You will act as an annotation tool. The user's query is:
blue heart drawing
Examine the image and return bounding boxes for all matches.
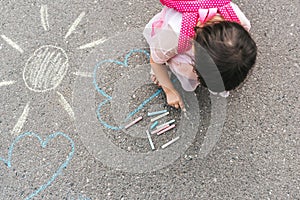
[0,132,75,200]
[93,49,163,130]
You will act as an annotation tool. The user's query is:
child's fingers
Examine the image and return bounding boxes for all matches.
[167,100,178,109]
[178,99,185,110]
[168,100,184,110]
[166,91,185,110]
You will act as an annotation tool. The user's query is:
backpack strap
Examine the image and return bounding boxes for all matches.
[159,0,240,53]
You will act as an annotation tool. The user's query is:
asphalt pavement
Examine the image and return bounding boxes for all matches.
[0,0,299,199]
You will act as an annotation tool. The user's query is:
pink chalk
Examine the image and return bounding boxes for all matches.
[124,116,143,129]
[157,124,176,135]
[151,124,169,135]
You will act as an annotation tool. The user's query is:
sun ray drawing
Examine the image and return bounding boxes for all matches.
[72,71,93,78]
[0,80,16,87]
[11,102,30,136]
[77,37,107,50]
[1,4,108,131]
[40,5,50,31]
[1,35,24,54]
[57,91,75,121]
[65,12,86,40]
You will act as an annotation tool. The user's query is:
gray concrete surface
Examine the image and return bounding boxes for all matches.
[0,0,299,199]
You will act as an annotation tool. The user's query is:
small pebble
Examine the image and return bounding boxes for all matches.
[184,155,193,160]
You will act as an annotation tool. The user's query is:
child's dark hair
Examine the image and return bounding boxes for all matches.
[194,21,257,92]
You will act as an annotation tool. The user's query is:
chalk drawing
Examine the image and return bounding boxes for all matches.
[77,37,107,50]
[11,102,30,136]
[23,45,69,92]
[0,4,95,199]
[76,44,201,173]
[65,12,86,40]
[57,91,76,121]
[0,131,75,200]
[1,35,24,54]
[72,71,93,78]
[93,49,163,130]
[0,80,16,87]
[66,191,92,200]
[76,194,92,200]
[40,5,50,31]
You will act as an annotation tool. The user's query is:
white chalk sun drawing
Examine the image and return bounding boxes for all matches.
[0,5,107,136]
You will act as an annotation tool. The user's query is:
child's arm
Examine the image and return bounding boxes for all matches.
[150,56,185,110]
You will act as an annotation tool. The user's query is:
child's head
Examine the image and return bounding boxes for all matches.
[193,21,257,92]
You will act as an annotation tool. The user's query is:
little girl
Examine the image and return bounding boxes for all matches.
[143,0,257,109]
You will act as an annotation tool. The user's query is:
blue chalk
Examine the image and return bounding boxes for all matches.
[150,121,159,130]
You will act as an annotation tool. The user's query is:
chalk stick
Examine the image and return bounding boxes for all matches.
[157,124,176,135]
[146,130,155,150]
[124,116,143,129]
[150,112,169,122]
[161,136,180,149]
[151,124,169,135]
[147,109,168,117]
[156,119,175,130]
[150,121,159,130]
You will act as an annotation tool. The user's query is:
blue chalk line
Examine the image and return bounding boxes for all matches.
[125,88,162,121]
[93,49,163,130]
[0,132,75,200]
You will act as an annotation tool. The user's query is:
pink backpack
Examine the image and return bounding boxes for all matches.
[159,0,240,53]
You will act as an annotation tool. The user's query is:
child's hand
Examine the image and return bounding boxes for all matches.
[150,56,185,111]
[164,88,185,110]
